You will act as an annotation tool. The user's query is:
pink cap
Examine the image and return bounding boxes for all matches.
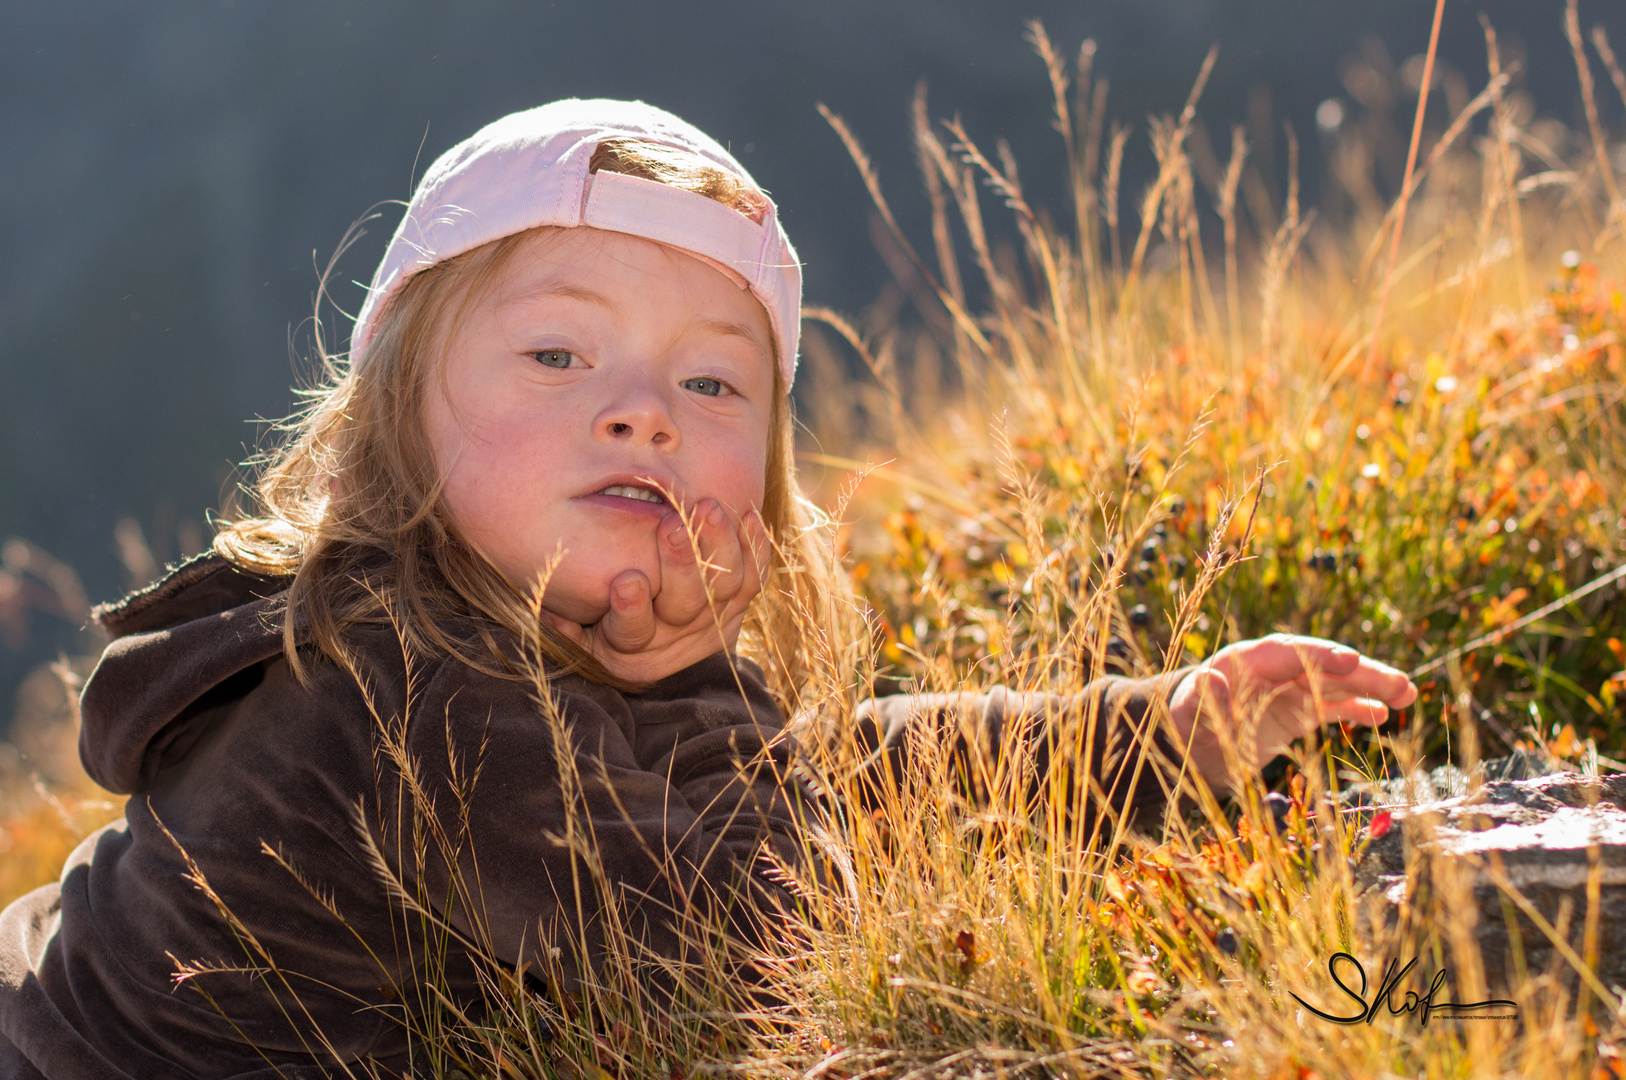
[351,99,801,387]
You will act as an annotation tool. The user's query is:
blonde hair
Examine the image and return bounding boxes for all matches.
[215,141,850,707]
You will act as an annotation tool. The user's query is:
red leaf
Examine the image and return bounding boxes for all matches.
[1369,810,1393,839]
[955,929,977,968]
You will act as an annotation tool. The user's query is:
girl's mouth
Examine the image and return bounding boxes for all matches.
[592,484,669,507]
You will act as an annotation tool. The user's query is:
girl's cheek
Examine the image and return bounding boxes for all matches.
[721,453,769,511]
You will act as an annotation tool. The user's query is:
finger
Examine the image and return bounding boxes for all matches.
[1297,656,1417,709]
[651,507,712,626]
[1217,634,1362,686]
[1248,689,1391,766]
[1320,697,1393,727]
[738,509,771,601]
[539,607,587,645]
[1251,689,1339,750]
[693,499,746,603]
[1259,690,1394,733]
[713,506,771,615]
[709,510,770,654]
[596,569,657,653]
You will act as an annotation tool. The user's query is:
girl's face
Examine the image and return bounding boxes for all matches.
[424,226,775,626]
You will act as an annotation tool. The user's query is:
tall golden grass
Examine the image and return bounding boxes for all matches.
[758,8,1626,1077]
[8,6,1626,1076]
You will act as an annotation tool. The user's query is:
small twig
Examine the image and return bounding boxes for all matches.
[1570,0,1623,223]
[1410,562,1626,678]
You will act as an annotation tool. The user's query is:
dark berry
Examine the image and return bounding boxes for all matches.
[1264,792,1292,832]
[1216,928,1238,955]
[1106,635,1131,659]
[1129,604,1150,627]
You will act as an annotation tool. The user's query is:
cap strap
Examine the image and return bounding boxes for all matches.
[582,170,769,283]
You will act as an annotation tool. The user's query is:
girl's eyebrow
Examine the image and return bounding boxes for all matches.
[695,316,769,353]
[506,280,768,357]
[503,281,615,310]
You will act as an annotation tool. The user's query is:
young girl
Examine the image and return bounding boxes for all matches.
[0,99,1415,1077]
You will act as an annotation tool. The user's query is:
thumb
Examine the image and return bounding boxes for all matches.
[596,570,657,653]
[1191,667,1233,726]
[1173,665,1232,738]
[1177,666,1249,793]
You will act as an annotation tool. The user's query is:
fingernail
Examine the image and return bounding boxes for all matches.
[707,502,725,526]
[614,581,642,603]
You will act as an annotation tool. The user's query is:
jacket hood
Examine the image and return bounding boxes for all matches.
[79,554,291,794]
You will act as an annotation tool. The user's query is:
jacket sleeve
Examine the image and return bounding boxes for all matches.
[846,670,1196,838]
[389,652,808,991]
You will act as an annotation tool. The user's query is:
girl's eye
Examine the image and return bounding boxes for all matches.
[531,349,578,369]
[681,376,727,397]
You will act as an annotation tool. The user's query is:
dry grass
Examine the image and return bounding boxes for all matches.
[761,9,1626,1077]
[0,543,123,909]
[9,9,1626,1077]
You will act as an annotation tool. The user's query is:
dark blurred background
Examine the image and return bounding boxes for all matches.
[4,0,1625,710]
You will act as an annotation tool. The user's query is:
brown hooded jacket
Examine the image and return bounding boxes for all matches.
[0,554,1187,1077]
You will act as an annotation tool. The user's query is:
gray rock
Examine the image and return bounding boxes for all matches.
[1340,748,1567,808]
[1351,768,1626,996]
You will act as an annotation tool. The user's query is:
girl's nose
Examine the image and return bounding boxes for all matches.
[595,384,680,450]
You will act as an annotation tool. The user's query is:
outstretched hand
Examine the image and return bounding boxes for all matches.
[542,500,770,685]
[1168,633,1417,793]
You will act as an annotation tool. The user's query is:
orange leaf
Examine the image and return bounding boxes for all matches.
[1104,868,1131,906]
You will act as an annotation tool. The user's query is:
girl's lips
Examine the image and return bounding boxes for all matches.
[576,475,681,518]
[576,491,674,518]
[593,483,668,506]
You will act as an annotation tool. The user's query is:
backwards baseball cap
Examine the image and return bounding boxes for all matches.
[351,98,802,387]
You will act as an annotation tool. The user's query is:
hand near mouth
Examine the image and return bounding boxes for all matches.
[541,498,771,684]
